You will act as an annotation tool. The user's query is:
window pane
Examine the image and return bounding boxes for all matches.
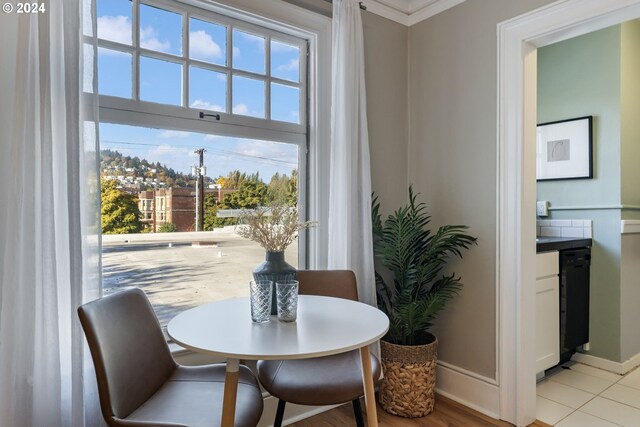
[232,29,265,74]
[189,67,226,112]
[139,4,182,56]
[189,18,226,66]
[270,83,300,124]
[97,0,132,45]
[98,48,132,98]
[271,40,300,82]
[232,75,265,118]
[140,56,182,106]
[99,123,299,325]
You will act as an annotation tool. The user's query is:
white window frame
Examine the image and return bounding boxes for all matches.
[94,0,307,140]
[90,0,332,270]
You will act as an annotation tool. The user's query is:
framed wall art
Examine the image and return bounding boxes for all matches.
[536,116,593,181]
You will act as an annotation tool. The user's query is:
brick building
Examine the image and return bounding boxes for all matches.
[138,187,234,232]
[138,188,195,232]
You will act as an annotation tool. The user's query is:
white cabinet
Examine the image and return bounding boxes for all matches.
[536,251,559,374]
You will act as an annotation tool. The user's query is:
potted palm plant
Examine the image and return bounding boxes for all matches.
[372,187,477,418]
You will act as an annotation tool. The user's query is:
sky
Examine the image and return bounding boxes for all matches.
[94,0,301,179]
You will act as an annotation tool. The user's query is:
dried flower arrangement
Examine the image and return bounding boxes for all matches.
[236,206,317,252]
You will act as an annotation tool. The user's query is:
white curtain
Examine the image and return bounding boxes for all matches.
[0,0,102,425]
[328,0,376,307]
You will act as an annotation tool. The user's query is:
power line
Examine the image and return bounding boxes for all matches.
[100,139,297,167]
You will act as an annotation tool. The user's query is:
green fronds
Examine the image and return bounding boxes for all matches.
[372,186,477,346]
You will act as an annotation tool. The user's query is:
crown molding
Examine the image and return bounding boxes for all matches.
[362,0,466,26]
[361,0,410,25]
[408,0,466,25]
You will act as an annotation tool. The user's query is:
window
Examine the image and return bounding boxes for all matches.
[90,0,310,326]
[91,0,306,129]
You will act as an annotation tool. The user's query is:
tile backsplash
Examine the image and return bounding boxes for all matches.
[537,219,592,238]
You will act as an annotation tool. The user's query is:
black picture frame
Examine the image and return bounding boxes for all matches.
[536,116,593,181]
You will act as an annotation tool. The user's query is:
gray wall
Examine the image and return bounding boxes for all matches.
[362,12,409,217]
[537,26,623,361]
[407,0,555,379]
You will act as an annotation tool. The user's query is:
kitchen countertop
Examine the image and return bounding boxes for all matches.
[536,237,592,253]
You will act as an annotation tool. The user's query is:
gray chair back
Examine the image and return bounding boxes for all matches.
[296,270,359,301]
[78,288,177,423]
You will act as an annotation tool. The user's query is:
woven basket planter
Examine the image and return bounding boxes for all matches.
[379,333,438,418]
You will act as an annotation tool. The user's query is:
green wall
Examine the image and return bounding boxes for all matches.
[537,26,621,207]
[537,22,640,362]
[620,21,640,217]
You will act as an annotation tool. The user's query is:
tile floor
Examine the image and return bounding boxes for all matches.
[536,362,640,426]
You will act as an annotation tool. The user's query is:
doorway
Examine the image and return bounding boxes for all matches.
[497,1,640,425]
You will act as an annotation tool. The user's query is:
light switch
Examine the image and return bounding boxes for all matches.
[536,201,549,217]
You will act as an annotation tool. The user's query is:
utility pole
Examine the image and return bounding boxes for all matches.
[193,148,206,232]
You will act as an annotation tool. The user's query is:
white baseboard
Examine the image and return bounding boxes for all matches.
[435,361,500,419]
[572,351,640,375]
[174,349,502,424]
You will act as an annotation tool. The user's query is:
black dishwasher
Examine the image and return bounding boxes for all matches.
[559,247,591,363]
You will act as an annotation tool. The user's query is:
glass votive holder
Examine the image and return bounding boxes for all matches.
[249,280,273,323]
[276,280,299,322]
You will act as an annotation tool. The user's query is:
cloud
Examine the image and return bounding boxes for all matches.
[276,58,299,73]
[233,103,249,115]
[97,15,131,45]
[148,144,193,158]
[159,130,191,139]
[190,99,224,112]
[235,31,265,51]
[236,139,298,165]
[189,30,222,60]
[232,46,241,59]
[204,134,223,141]
[140,26,171,53]
[97,16,171,54]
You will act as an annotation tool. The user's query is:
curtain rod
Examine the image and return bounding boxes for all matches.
[323,0,367,11]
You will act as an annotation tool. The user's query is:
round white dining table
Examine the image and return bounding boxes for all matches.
[167,295,389,427]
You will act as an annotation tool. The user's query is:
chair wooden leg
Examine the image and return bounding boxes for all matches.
[352,398,365,427]
[274,399,287,427]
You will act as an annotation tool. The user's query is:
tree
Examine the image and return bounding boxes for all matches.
[223,180,267,209]
[158,223,178,232]
[203,195,233,230]
[203,171,268,229]
[101,179,143,234]
[267,170,297,206]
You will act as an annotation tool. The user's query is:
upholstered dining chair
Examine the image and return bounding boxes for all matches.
[78,287,264,427]
[257,270,381,427]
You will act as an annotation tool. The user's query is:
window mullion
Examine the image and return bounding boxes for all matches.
[133,0,140,101]
[187,58,229,75]
[266,35,271,120]
[270,76,303,88]
[183,11,189,108]
[227,23,233,114]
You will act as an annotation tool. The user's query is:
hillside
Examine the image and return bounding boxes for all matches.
[100,149,204,190]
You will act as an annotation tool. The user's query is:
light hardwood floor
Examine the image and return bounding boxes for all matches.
[288,395,551,427]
